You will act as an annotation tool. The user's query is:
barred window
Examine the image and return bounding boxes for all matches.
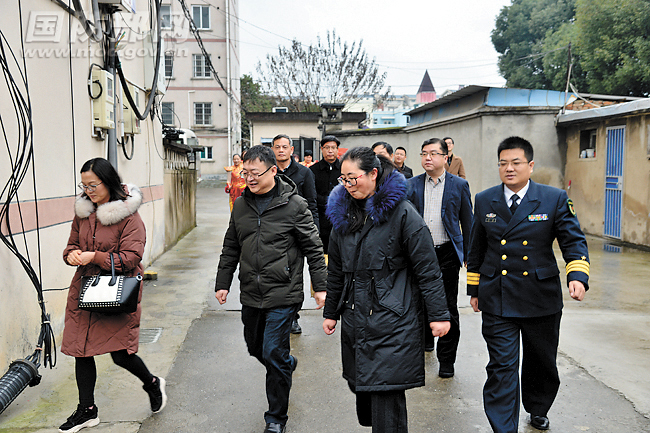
[192,54,210,78]
[194,102,212,125]
[161,102,174,126]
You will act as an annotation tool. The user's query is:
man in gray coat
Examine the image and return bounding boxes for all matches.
[215,145,327,433]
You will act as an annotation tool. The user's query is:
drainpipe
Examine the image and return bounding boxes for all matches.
[225,0,232,164]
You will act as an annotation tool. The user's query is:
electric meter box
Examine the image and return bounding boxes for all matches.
[143,33,166,96]
[91,68,115,130]
[123,83,142,135]
[97,0,135,13]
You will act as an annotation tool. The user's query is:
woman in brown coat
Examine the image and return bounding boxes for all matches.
[59,158,166,433]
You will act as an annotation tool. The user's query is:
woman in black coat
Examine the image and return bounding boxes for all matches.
[322,147,451,433]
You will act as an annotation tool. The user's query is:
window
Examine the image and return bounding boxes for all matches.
[161,102,174,126]
[200,146,213,160]
[160,5,172,29]
[579,129,597,159]
[192,5,210,30]
[194,102,212,125]
[192,54,211,78]
[164,53,173,78]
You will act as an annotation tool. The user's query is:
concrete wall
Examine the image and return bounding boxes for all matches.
[564,114,650,247]
[336,108,565,197]
[164,168,197,248]
[0,1,187,371]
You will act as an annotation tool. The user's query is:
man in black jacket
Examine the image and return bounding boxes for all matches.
[394,146,413,179]
[272,134,320,334]
[310,135,341,254]
[216,145,327,433]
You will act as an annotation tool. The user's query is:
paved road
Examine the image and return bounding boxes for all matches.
[2,186,649,433]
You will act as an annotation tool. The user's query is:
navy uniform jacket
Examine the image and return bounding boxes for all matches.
[407,171,473,264]
[466,180,589,318]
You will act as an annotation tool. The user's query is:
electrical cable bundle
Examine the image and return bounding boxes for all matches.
[0,6,56,376]
[115,0,162,121]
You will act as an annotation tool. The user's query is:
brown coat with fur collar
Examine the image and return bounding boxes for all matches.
[61,184,146,357]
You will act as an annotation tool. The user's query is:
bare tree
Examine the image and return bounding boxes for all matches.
[256,30,388,112]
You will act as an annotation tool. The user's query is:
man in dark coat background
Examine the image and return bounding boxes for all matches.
[407,137,473,378]
[272,133,320,334]
[215,145,327,433]
[310,135,341,254]
[467,136,589,433]
[394,146,413,179]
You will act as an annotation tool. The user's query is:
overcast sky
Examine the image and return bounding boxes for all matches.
[237,0,512,97]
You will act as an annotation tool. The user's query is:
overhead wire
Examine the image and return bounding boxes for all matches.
[0,0,55,370]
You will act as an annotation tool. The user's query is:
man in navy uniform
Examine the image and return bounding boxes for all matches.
[407,138,473,378]
[467,136,589,433]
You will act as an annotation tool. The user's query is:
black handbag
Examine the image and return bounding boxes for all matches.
[79,253,142,314]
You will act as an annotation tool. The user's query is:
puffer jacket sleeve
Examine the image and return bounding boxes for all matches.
[323,231,343,320]
[293,196,327,291]
[215,210,241,292]
[401,206,450,322]
[63,216,81,265]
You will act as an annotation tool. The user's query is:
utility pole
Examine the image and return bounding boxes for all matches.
[107,24,118,170]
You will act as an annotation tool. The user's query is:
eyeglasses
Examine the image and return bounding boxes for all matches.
[322,145,338,151]
[420,151,446,158]
[240,165,274,180]
[498,160,529,168]
[337,174,364,186]
[78,182,103,192]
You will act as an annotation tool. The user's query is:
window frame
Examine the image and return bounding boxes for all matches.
[161,102,175,126]
[164,53,174,78]
[200,146,214,160]
[192,54,211,78]
[191,5,211,30]
[160,4,172,29]
[194,102,212,126]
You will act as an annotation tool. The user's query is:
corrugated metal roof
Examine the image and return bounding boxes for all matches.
[556,98,650,125]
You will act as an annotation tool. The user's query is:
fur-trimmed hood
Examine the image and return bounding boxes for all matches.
[74,183,143,226]
[326,170,407,233]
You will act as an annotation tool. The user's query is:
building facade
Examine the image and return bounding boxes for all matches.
[0,1,198,372]
[558,99,650,247]
[160,0,241,178]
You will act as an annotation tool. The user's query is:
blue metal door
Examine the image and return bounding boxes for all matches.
[604,126,625,238]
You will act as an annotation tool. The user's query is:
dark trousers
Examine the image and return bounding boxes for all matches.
[241,303,301,425]
[351,385,408,433]
[75,350,154,407]
[481,311,562,433]
[423,241,461,363]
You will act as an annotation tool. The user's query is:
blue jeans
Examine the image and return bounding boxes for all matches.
[241,303,301,424]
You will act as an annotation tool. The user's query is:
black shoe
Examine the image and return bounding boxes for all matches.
[530,415,550,430]
[263,422,286,433]
[59,404,99,432]
[291,318,302,334]
[424,345,435,352]
[143,376,167,413]
[290,355,298,372]
[438,362,455,378]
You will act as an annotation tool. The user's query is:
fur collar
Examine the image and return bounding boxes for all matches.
[74,183,142,226]
[326,170,407,233]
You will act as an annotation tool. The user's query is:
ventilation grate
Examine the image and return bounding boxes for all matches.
[140,328,163,344]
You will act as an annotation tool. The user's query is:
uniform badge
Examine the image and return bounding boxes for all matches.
[527,214,548,221]
[485,213,497,223]
[567,199,576,216]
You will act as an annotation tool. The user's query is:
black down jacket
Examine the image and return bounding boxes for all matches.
[324,170,450,392]
[215,175,327,308]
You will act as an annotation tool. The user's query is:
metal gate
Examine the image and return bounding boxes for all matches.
[604,126,625,238]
